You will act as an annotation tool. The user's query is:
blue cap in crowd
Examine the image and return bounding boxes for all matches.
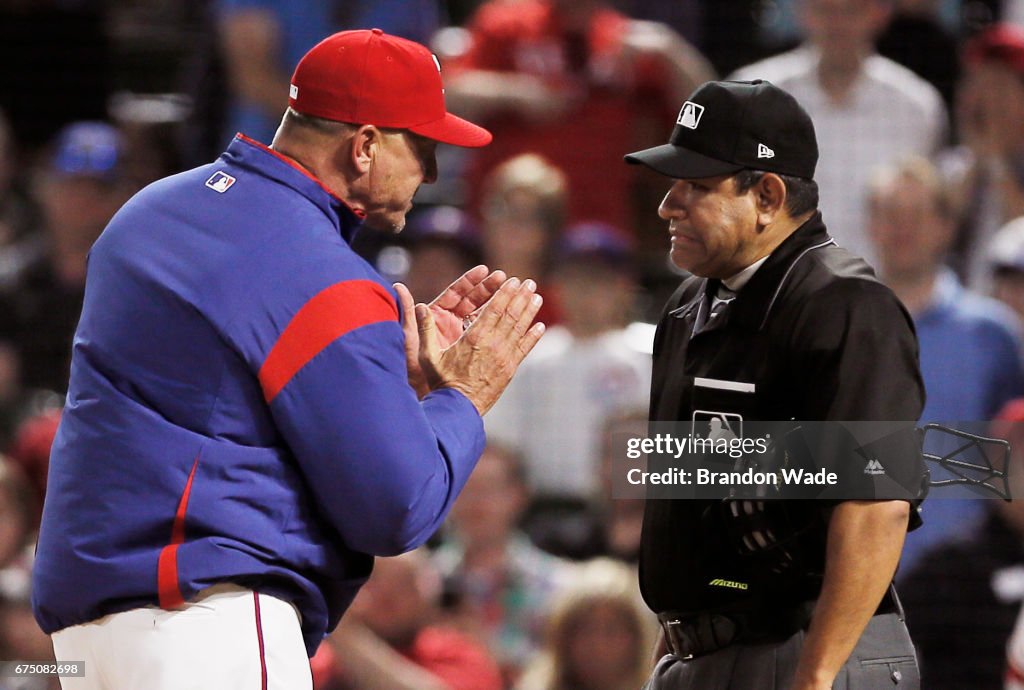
[403,206,481,257]
[50,121,123,180]
[555,222,635,272]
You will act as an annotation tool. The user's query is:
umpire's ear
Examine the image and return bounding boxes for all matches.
[752,172,787,228]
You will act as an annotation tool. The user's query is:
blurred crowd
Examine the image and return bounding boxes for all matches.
[6,0,1024,688]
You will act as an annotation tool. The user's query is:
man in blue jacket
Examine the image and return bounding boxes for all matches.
[32,29,545,690]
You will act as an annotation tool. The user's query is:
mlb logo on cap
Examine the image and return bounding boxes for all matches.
[205,171,236,193]
[677,101,704,129]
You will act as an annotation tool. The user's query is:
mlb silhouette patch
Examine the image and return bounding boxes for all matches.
[692,410,744,440]
[677,101,705,129]
[205,171,236,193]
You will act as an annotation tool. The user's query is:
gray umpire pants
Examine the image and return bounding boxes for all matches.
[643,613,919,690]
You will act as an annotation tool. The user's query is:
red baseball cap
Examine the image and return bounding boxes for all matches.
[992,398,1024,440]
[964,23,1024,76]
[289,29,492,148]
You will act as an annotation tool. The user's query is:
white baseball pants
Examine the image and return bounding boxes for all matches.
[51,584,313,690]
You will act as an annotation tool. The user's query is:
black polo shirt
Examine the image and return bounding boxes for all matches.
[640,212,925,615]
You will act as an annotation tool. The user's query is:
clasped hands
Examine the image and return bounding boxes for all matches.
[394,265,545,415]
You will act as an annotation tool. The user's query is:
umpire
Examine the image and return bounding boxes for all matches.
[624,80,924,689]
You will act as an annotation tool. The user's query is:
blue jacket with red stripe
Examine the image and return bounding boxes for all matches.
[32,135,485,655]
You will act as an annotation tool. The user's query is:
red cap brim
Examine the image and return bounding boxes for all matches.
[409,112,492,148]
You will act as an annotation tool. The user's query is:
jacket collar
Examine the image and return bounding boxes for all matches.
[223,134,365,243]
[731,211,834,331]
[673,212,835,333]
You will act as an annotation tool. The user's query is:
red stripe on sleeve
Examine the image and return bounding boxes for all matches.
[258,280,398,403]
[158,456,200,610]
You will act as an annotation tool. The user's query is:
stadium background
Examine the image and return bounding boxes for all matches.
[0,1,1022,689]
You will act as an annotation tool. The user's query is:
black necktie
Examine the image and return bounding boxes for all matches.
[695,284,736,335]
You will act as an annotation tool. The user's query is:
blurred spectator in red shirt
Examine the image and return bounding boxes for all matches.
[5,405,60,518]
[316,549,503,690]
[446,0,713,235]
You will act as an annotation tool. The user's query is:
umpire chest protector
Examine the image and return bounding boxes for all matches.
[640,212,925,617]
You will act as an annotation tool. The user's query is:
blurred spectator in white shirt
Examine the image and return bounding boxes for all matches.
[485,223,652,501]
[731,0,947,269]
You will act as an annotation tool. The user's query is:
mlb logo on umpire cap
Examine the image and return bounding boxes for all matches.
[677,101,704,129]
[205,171,236,193]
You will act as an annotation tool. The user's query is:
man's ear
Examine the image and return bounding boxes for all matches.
[348,124,382,175]
[754,173,787,227]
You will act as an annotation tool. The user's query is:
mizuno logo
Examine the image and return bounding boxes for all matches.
[757,143,775,159]
[677,101,704,129]
[708,578,748,590]
[864,459,885,475]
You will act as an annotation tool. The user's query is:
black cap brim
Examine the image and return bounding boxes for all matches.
[624,143,744,179]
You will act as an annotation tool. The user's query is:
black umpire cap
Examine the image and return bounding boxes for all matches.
[625,80,818,180]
